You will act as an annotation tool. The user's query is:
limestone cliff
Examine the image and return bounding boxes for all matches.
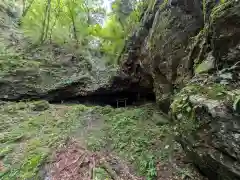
[119,0,240,179]
[119,0,204,108]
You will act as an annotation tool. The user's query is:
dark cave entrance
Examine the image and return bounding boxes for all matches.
[51,90,156,108]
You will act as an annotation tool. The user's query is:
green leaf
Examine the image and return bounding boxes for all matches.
[233,96,240,112]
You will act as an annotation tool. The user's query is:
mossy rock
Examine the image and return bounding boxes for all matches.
[195,55,215,74]
[30,100,50,111]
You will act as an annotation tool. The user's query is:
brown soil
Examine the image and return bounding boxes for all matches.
[45,140,143,180]
[44,139,207,180]
[0,161,5,172]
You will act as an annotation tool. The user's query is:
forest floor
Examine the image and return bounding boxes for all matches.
[0,101,206,180]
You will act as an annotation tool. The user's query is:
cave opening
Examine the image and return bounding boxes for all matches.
[51,90,156,108]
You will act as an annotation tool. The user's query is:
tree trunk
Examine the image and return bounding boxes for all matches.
[22,0,35,17]
[40,0,51,43]
[67,1,78,43]
[43,0,52,42]
[49,0,61,42]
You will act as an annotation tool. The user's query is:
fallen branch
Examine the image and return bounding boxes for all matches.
[218,61,240,74]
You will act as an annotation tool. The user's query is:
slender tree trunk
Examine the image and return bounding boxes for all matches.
[22,0,35,17]
[40,4,48,43]
[49,18,56,42]
[22,0,26,14]
[71,13,78,42]
[40,0,51,43]
[43,0,52,42]
[49,0,61,42]
[82,1,90,46]
[67,1,78,43]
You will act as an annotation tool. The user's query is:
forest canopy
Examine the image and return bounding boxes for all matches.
[17,0,146,64]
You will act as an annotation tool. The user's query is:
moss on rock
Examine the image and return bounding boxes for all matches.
[30,100,50,111]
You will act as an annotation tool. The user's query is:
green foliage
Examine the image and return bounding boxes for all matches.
[95,15,125,64]
[1,0,145,66]
[0,102,91,180]
[94,0,145,64]
[159,0,168,10]
[84,105,177,179]
[179,84,227,100]
[195,59,214,74]
[210,0,232,23]
[93,167,112,180]
[16,0,145,65]
[0,145,14,159]
[0,54,40,74]
[170,94,199,135]
[21,0,103,44]
[0,101,200,179]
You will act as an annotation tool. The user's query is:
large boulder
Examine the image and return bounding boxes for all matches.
[0,43,112,101]
[172,84,240,180]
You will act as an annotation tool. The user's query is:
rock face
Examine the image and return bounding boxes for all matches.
[175,93,240,180]
[119,0,240,179]
[119,0,204,108]
[170,1,240,179]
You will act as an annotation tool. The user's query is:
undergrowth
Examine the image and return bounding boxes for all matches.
[0,102,90,180]
[0,102,190,180]
[84,105,176,180]
[180,83,228,100]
